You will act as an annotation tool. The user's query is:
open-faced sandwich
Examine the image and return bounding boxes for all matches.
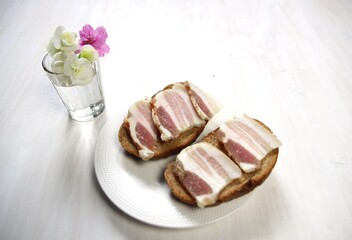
[164,115,282,208]
[118,81,282,208]
[118,81,222,160]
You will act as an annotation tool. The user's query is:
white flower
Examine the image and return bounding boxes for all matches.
[64,53,94,85]
[46,26,79,56]
[47,26,64,56]
[60,31,79,52]
[79,45,99,62]
[50,52,67,73]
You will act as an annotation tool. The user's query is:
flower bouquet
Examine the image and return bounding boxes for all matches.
[46,24,110,86]
[42,24,110,121]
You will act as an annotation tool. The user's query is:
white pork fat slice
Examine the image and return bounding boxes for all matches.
[175,142,242,208]
[217,115,282,173]
[126,99,159,160]
[184,81,222,120]
[151,83,205,141]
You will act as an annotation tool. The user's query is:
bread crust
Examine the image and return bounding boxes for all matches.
[118,121,206,160]
[164,122,280,207]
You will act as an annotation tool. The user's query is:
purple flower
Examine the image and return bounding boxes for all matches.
[79,24,110,57]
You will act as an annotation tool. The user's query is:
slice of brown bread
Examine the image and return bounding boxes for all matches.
[118,124,205,160]
[118,81,213,161]
[164,120,280,207]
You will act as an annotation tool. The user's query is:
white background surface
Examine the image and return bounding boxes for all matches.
[0,0,351,239]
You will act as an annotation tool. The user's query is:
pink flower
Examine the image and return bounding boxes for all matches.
[79,24,110,57]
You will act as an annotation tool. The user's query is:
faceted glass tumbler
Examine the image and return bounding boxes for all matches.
[42,54,105,121]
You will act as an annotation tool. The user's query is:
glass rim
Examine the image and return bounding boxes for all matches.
[42,54,98,75]
[42,54,63,75]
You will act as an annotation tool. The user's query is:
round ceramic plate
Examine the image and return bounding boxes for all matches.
[94,112,252,228]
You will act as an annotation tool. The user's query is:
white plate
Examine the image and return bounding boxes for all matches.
[94,111,252,228]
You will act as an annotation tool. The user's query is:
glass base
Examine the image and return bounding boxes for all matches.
[68,100,105,122]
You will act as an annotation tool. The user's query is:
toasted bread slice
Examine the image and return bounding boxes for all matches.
[118,124,205,160]
[118,81,223,160]
[164,120,280,207]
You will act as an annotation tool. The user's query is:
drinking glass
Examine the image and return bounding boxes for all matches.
[42,54,105,121]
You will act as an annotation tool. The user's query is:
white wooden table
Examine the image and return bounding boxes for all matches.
[1,0,351,239]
